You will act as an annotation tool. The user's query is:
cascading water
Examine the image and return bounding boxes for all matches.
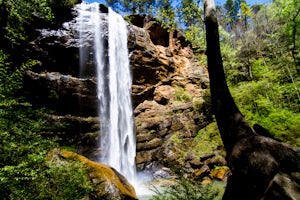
[76,2,136,184]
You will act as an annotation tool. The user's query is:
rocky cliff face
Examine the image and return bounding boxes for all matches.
[24,8,224,179]
[127,17,213,171]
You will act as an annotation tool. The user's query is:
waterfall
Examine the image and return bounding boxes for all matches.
[76,3,136,183]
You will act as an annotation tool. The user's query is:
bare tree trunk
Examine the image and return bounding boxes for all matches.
[291,7,300,71]
[168,28,175,55]
[204,0,252,153]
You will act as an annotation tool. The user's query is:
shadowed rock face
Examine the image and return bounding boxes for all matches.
[224,135,300,200]
[24,9,218,178]
[24,71,98,116]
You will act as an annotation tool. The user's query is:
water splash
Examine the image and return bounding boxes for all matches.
[76,2,136,183]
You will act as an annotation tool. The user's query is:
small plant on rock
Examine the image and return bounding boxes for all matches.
[150,178,220,200]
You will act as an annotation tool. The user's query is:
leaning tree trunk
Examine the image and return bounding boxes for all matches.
[204,0,252,155]
[204,0,300,199]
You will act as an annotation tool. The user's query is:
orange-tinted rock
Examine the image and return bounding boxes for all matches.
[210,168,231,182]
[48,149,138,200]
[153,85,175,105]
[193,165,210,180]
[202,177,213,184]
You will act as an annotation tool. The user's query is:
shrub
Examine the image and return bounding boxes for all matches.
[150,178,220,200]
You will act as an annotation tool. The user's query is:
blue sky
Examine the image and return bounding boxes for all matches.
[85,0,271,6]
[216,0,271,5]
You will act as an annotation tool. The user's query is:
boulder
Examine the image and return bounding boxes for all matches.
[153,85,175,105]
[189,159,203,169]
[210,167,231,182]
[137,138,163,151]
[153,167,175,179]
[194,165,210,180]
[48,149,138,200]
[200,153,215,162]
[262,172,300,199]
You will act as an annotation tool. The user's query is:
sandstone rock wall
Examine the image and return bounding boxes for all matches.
[128,16,213,172]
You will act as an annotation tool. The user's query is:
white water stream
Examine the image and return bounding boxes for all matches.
[76,2,137,184]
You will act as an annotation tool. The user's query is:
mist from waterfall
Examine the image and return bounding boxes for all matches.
[76,2,136,184]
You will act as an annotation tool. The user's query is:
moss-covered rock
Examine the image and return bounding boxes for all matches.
[48,149,138,200]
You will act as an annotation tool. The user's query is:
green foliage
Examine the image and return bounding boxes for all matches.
[215,0,300,147]
[240,1,251,17]
[223,0,240,29]
[34,160,94,200]
[255,109,300,146]
[106,0,206,45]
[156,0,176,30]
[106,0,156,14]
[185,25,206,49]
[150,178,220,200]
[0,103,56,198]
[166,131,188,164]
[177,0,206,48]
[193,99,204,111]
[0,0,79,48]
[175,87,191,102]
[220,26,246,85]
[0,152,95,199]
[272,0,300,67]
[178,0,203,27]
[0,28,94,199]
[48,0,79,9]
[0,76,95,199]
[192,122,224,157]
[229,62,300,147]
[0,83,96,198]
[0,0,53,45]
[166,122,224,167]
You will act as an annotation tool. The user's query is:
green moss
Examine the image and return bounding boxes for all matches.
[191,122,224,158]
[85,131,100,138]
[166,132,185,164]
[213,166,229,171]
[169,132,181,144]
[193,99,204,111]
[48,89,59,100]
[175,87,191,102]
[124,15,134,24]
[164,122,224,168]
